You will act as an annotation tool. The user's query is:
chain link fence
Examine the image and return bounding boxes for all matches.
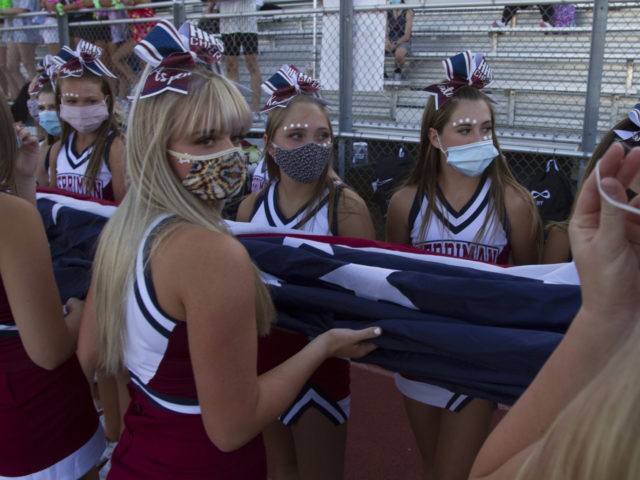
[3,0,638,236]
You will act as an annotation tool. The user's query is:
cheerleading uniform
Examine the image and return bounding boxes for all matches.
[396,175,510,410]
[250,181,351,425]
[54,131,116,202]
[0,278,104,479]
[107,215,266,480]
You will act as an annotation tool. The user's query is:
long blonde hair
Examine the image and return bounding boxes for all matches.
[518,319,640,479]
[406,86,542,256]
[93,67,274,374]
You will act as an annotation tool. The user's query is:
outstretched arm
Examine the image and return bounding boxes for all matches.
[470,143,640,479]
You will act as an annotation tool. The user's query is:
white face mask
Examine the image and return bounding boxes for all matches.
[595,159,640,216]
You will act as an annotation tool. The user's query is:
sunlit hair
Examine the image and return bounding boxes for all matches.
[93,66,274,374]
[0,87,17,193]
[404,86,542,260]
[54,72,119,194]
[517,320,640,480]
[263,94,344,230]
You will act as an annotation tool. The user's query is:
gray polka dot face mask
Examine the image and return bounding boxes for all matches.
[273,142,332,184]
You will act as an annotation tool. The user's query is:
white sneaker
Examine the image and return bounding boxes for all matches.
[539,21,553,28]
[491,20,506,28]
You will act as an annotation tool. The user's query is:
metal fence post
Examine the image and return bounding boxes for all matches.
[57,12,70,48]
[173,0,186,28]
[580,0,609,182]
[338,0,353,179]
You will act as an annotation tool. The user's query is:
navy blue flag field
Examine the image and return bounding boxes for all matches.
[37,189,582,406]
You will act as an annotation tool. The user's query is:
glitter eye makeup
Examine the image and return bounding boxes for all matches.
[62,93,80,98]
[282,123,310,131]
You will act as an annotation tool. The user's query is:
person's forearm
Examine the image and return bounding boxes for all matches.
[14,175,36,206]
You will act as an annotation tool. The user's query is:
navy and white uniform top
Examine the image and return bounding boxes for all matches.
[55,131,115,201]
[124,215,200,414]
[408,175,510,264]
[250,181,339,235]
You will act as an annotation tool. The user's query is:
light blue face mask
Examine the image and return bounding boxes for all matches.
[38,110,62,137]
[390,0,401,4]
[442,138,499,177]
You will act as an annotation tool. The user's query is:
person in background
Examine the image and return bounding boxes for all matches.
[542,103,640,264]
[236,64,376,480]
[385,0,413,81]
[470,141,640,480]
[0,0,39,100]
[386,51,542,480]
[216,0,263,116]
[35,40,126,203]
[76,21,381,480]
[491,4,554,28]
[0,86,105,480]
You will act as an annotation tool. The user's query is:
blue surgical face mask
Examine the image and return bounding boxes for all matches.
[440,138,499,177]
[38,110,62,137]
[390,0,401,4]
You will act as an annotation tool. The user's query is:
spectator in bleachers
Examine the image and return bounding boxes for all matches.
[492,4,554,29]
[386,51,542,480]
[1,0,40,101]
[385,0,413,81]
[215,0,263,116]
[543,103,640,263]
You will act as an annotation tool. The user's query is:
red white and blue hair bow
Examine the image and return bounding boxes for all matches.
[424,51,493,110]
[260,64,324,113]
[52,40,116,79]
[133,20,224,99]
[614,103,640,143]
[30,55,57,96]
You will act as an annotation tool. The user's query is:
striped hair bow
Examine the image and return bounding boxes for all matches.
[134,20,224,99]
[614,103,640,143]
[424,51,493,110]
[260,64,324,113]
[30,55,57,97]
[52,40,116,79]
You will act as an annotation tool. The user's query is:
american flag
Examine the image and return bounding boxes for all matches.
[37,188,581,405]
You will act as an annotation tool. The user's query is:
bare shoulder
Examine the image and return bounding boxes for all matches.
[504,184,533,214]
[236,190,261,222]
[0,193,41,233]
[388,185,418,212]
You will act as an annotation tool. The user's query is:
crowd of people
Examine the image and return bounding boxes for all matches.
[1,3,638,480]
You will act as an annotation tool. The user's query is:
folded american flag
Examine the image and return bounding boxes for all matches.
[37,189,581,405]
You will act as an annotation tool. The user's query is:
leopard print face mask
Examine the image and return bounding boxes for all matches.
[168,146,247,201]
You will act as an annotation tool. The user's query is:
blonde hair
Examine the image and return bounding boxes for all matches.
[93,66,274,374]
[518,320,640,479]
[0,88,17,192]
[405,86,542,258]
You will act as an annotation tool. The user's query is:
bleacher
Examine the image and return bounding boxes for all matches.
[200,1,640,157]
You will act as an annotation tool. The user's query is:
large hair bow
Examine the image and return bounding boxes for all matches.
[614,103,640,143]
[134,20,224,99]
[260,64,324,113]
[424,51,493,110]
[30,55,57,96]
[52,40,116,79]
